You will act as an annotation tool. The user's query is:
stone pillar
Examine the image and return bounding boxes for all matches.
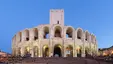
[64,47,66,57]
[62,40,64,57]
[30,48,34,57]
[38,26,43,57]
[81,46,85,57]
[49,39,53,57]
[39,41,42,57]
[15,48,18,56]
[74,30,77,57]
[40,46,43,57]
[21,47,25,57]
[81,32,85,57]
[74,45,77,57]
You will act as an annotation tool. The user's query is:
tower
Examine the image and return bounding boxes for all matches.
[50,9,64,26]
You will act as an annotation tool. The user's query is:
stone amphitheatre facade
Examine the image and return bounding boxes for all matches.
[12,9,98,58]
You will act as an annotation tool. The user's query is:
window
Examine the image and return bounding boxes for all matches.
[43,27,49,39]
[57,21,59,24]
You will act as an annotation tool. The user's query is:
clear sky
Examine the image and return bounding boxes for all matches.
[0,0,113,53]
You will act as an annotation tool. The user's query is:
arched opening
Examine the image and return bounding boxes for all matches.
[34,28,38,40]
[24,46,31,57]
[85,48,89,57]
[76,46,82,57]
[25,30,29,41]
[54,26,62,38]
[43,27,49,39]
[65,45,73,57]
[33,46,39,57]
[43,45,49,57]
[66,27,73,38]
[77,29,82,39]
[85,31,89,41]
[54,44,62,57]
[57,21,59,24]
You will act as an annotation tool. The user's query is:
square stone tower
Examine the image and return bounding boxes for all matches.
[50,9,64,26]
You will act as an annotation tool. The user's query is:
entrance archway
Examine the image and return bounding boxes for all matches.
[24,46,31,57]
[85,48,90,57]
[54,44,62,57]
[85,50,88,57]
[76,46,82,57]
[33,46,39,57]
[65,45,73,57]
[43,45,49,57]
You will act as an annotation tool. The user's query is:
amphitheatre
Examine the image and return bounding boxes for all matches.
[10,9,112,64]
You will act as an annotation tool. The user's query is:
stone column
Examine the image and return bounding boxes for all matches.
[21,47,25,57]
[62,40,64,57]
[39,40,42,57]
[49,26,54,57]
[40,46,43,57]
[74,45,77,57]
[81,33,85,57]
[49,39,53,57]
[64,47,66,57]
[30,48,34,57]
[38,26,43,57]
[15,48,18,56]
[81,46,85,57]
[74,30,77,57]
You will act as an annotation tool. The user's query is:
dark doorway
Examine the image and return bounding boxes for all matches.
[57,21,59,24]
[43,47,49,57]
[77,49,81,57]
[85,50,88,57]
[54,46,62,57]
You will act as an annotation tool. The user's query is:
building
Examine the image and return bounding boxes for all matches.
[12,9,98,57]
[98,46,113,56]
[0,50,11,57]
[0,50,11,62]
[0,51,7,57]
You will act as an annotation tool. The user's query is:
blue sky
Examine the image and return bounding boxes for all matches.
[0,0,113,53]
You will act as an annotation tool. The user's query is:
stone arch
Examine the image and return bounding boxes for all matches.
[76,46,82,57]
[33,28,38,40]
[42,45,49,57]
[43,26,49,39]
[66,27,74,39]
[24,29,29,41]
[85,47,90,57]
[85,31,90,41]
[54,26,62,38]
[33,46,39,57]
[65,45,73,57]
[53,44,62,57]
[77,28,83,39]
[24,46,30,57]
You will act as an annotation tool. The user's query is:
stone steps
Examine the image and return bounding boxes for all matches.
[8,57,112,64]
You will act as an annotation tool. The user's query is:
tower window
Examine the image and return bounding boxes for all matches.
[57,21,59,24]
